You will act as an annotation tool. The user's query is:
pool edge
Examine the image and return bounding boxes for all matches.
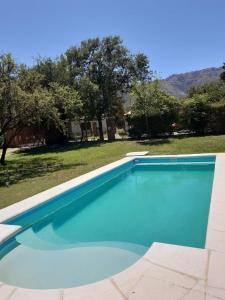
[1,152,225,300]
[0,157,134,225]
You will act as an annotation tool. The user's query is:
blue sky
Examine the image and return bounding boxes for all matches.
[0,0,225,78]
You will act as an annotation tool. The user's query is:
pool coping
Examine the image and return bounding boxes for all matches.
[1,153,225,299]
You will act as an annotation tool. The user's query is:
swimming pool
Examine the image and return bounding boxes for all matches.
[0,155,215,289]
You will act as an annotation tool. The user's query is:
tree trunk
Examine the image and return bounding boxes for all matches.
[45,126,68,146]
[80,122,84,142]
[0,129,23,165]
[106,117,116,141]
[84,118,88,141]
[145,115,150,138]
[97,116,104,142]
[0,143,8,165]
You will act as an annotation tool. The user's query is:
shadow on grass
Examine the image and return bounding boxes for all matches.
[135,134,208,145]
[0,157,86,187]
[137,138,171,146]
[15,141,106,156]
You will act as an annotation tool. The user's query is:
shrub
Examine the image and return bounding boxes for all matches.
[209,102,225,134]
[180,96,211,135]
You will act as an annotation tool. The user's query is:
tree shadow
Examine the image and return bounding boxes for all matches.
[0,157,86,187]
[137,138,171,146]
[15,141,105,156]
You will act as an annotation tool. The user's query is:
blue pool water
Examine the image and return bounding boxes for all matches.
[0,156,215,289]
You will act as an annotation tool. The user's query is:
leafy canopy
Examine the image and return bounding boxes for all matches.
[0,54,82,164]
[131,80,178,118]
[65,36,150,118]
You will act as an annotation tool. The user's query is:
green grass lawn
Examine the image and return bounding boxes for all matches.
[1,135,225,209]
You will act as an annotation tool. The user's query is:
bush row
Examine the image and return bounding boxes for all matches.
[127,98,225,138]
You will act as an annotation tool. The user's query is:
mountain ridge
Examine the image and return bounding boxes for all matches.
[160,67,223,98]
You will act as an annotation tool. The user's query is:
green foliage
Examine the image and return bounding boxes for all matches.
[49,83,82,125]
[0,54,83,163]
[18,65,44,92]
[77,77,102,120]
[34,58,59,88]
[131,81,162,118]
[180,95,210,135]
[0,36,151,158]
[208,101,225,134]
[188,81,225,102]
[181,75,225,135]
[129,81,179,137]
[65,36,150,140]
[0,54,41,137]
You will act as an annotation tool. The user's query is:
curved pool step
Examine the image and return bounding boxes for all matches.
[16,228,63,250]
[16,227,148,255]
[0,242,142,289]
[36,224,148,254]
[34,222,74,245]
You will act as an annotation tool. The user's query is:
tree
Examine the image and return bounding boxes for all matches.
[208,101,225,134]
[188,81,225,102]
[65,36,150,141]
[184,76,225,135]
[0,54,28,164]
[77,77,102,140]
[0,54,50,164]
[44,83,82,145]
[180,95,210,135]
[221,63,225,81]
[0,54,82,164]
[33,57,70,87]
[130,80,178,137]
[32,57,82,144]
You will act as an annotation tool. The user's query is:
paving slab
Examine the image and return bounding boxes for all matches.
[206,285,225,300]
[127,276,187,300]
[0,285,16,300]
[10,288,61,300]
[144,242,208,279]
[63,279,124,300]
[183,289,205,300]
[112,258,151,295]
[206,229,225,253]
[208,251,225,289]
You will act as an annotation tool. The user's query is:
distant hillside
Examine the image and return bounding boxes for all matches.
[161,67,223,98]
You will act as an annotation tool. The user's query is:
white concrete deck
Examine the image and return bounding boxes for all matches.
[126,151,149,156]
[0,153,225,299]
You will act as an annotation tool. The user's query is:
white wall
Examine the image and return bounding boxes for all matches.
[70,119,108,138]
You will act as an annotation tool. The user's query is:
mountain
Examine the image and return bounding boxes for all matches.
[160,67,223,98]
